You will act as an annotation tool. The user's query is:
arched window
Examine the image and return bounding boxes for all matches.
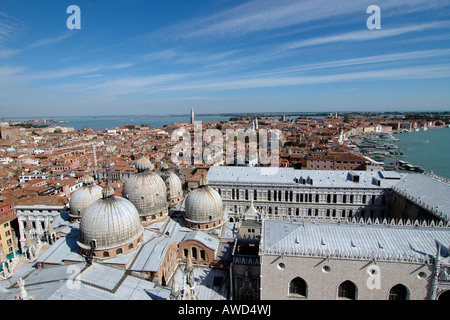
[184,248,189,258]
[438,290,450,300]
[116,248,123,255]
[192,247,197,259]
[388,284,409,300]
[338,280,357,300]
[103,251,109,258]
[128,243,134,249]
[200,250,206,261]
[289,277,307,298]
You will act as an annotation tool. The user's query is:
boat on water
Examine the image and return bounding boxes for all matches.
[396,160,425,173]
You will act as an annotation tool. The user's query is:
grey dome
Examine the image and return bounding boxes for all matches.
[164,171,183,200]
[102,183,115,198]
[134,156,154,172]
[184,184,223,224]
[79,194,143,250]
[82,174,95,184]
[69,176,103,219]
[122,170,168,218]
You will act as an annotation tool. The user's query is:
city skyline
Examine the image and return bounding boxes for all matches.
[1,0,450,117]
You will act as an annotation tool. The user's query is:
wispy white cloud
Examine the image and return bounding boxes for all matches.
[26,33,74,49]
[140,48,237,67]
[148,64,450,93]
[0,12,26,44]
[161,0,449,40]
[251,48,450,77]
[51,73,193,99]
[0,48,20,59]
[281,21,450,51]
[0,65,26,83]
[176,21,450,73]
[0,32,74,59]
[27,62,135,80]
[5,47,450,100]
[0,62,136,89]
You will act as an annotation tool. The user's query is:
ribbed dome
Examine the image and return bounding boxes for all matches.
[102,183,115,198]
[165,171,183,200]
[82,174,95,184]
[122,170,168,218]
[69,177,103,219]
[184,185,223,224]
[79,195,143,250]
[135,156,153,172]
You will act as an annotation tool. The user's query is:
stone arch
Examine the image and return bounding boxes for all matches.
[337,280,357,300]
[438,290,450,300]
[288,277,308,298]
[388,283,409,300]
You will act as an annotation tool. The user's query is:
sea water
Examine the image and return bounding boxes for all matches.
[388,128,450,179]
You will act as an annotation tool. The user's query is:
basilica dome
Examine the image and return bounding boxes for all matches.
[184,177,224,230]
[78,184,144,258]
[69,174,103,221]
[122,156,168,225]
[159,165,183,207]
[166,171,183,201]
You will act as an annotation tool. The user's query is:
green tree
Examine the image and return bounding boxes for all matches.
[13,169,22,178]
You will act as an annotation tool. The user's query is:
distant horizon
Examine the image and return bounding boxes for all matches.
[3,109,450,121]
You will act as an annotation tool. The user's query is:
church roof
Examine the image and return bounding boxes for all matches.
[128,236,176,272]
[182,230,219,251]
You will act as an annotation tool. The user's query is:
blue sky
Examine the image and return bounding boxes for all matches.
[0,0,450,117]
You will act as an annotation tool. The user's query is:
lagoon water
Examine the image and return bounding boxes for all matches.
[15,115,233,131]
[387,128,450,179]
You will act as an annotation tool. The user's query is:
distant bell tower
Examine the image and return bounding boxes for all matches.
[190,108,195,125]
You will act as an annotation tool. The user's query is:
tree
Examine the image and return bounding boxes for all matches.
[284,141,298,147]
[13,169,22,178]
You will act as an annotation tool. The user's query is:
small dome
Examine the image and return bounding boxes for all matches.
[184,184,223,226]
[161,171,183,201]
[79,195,143,250]
[135,156,153,172]
[102,183,115,198]
[82,174,95,185]
[69,178,103,219]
